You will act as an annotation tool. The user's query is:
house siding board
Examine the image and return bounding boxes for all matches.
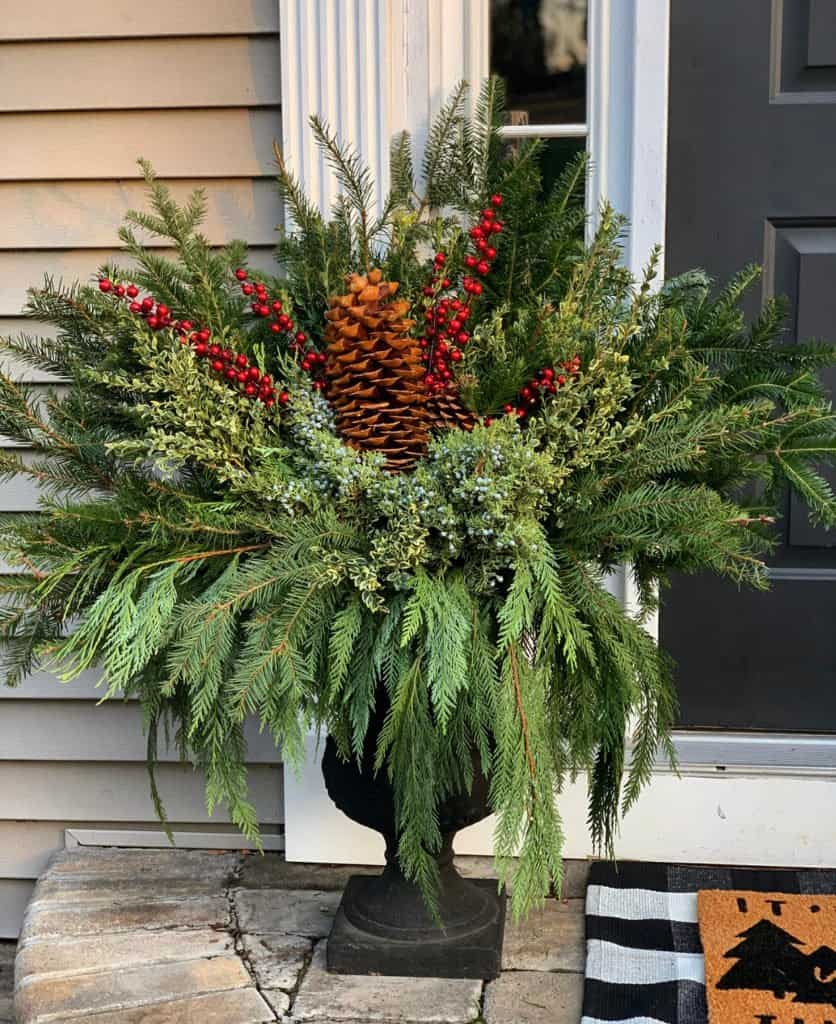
[0,763,283,824]
[0,823,69,879]
[0,180,282,249]
[0,702,282,762]
[0,1,280,40]
[1,110,282,181]
[0,19,284,937]
[0,38,282,112]
[0,669,119,699]
[0,246,279,317]
[0,338,60,383]
[0,881,35,940]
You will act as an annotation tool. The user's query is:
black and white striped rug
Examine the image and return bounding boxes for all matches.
[582,860,836,1024]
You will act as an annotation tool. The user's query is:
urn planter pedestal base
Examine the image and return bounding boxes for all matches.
[321,729,506,980]
[326,858,506,979]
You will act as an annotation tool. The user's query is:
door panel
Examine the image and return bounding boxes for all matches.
[662,0,836,731]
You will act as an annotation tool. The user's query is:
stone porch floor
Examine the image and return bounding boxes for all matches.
[9,849,589,1024]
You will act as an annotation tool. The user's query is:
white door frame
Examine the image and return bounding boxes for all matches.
[278,0,836,868]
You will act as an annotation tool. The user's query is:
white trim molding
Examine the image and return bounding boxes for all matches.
[279,0,390,216]
[587,0,670,277]
[670,732,836,774]
[388,0,489,173]
[64,829,285,852]
[285,730,836,868]
[588,0,670,628]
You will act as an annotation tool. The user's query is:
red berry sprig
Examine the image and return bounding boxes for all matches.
[233,268,327,391]
[97,276,285,408]
[502,356,581,419]
[421,193,504,395]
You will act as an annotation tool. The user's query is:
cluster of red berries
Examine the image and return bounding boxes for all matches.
[502,356,581,419]
[420,193,504,395]
[97,276,287,408]
[233,268,326,390]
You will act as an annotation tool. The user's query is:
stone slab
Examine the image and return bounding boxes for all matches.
[16,928,233,982]
[33,874,223,904]
[45,849,239,882]
[15,953,251,1022]
[559,860,591,901]
[239,853,377,892]
[501,899,585,973]
[234,888,341,938]
[21,895,229,941]
[454,859,589,901]
[65,986,276,1023]
[484,971,584,1024]
[262,986,292,1016]
[241,931,312,991]
[235,854,590,899]
[291,943,484,1024]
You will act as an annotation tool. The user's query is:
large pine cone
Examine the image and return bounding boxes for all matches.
[426,387,478,433]
[324,270,431,472]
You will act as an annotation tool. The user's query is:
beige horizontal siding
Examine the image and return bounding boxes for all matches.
[0,823,69,878]
[0,702,282,762]
[0,669,108,699]
[1,109,281,180]
[1,37,282,112]
[0,180,282,249]
[0,880,34,939]
[0,763,283,823]
[0,245,278,316]
[0,1,280,40]
[0,17,285,937]
[0,450,42,510]
[0,344,59,383]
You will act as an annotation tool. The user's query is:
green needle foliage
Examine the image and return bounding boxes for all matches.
[2,79,836,919]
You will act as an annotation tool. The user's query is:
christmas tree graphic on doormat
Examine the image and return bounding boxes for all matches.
[700,890,836,1023]
[718,919,836,1006]
[718,919,808,1000]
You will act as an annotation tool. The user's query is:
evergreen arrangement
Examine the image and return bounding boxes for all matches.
[2,80,835,918]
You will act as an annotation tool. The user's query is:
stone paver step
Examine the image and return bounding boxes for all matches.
[16,928,233,981]
[291,943,484,1024]
[16,954,252,1022]
[234,887,342,938]
[502,898,585,972]
[484,970,584,1024]
[12,850,590,1024]
[20,895,229,941]
[59,986,277,1023]
[16,950,249,1024]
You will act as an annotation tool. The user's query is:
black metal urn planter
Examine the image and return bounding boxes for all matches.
[321,717,506,980]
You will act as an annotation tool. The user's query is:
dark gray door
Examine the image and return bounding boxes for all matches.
[662,0,836,731]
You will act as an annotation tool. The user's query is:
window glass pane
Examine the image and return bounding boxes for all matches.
[537,136,586,194]
[490,0,587,126]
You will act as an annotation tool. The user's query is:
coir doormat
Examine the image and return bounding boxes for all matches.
[582,861,836,1024]
[700,889,836,1024]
